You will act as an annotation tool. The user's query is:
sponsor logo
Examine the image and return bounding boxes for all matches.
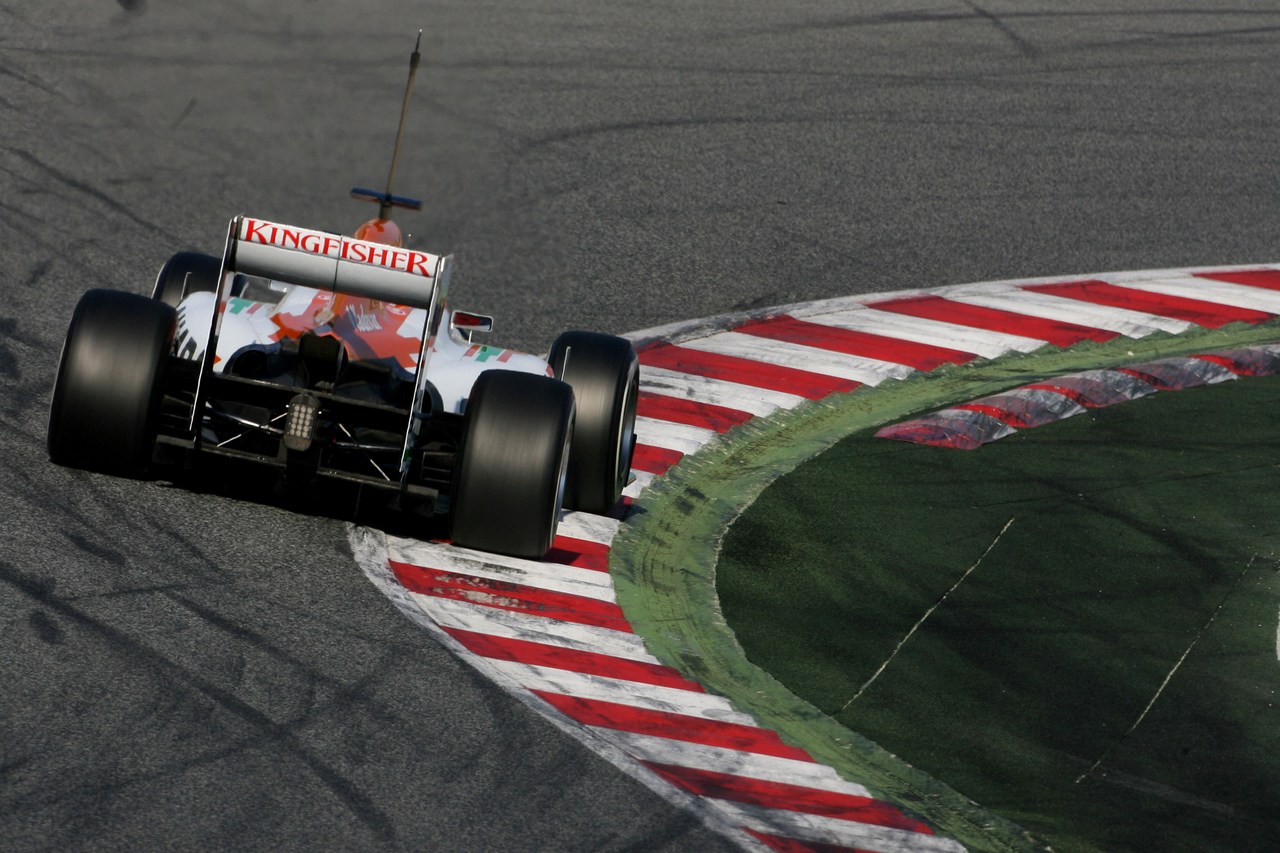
[348,306,383,333]
[174,302,203,361]
[241,217,434,278]
[243,218,342,258]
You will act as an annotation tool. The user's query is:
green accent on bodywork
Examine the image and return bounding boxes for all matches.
[609,320,1280,852]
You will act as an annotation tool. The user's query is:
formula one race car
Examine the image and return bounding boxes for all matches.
[47,215,638,558]
[46,37,637,559]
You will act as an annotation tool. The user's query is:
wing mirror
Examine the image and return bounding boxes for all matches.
[451,310,494,342]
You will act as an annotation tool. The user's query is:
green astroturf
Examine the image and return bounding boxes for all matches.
[717,375,1280,852]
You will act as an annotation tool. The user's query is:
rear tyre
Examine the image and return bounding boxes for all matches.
[549,331,638,513]
[152,251,220,308]
[450,370,575,559]
[48,289,177,477]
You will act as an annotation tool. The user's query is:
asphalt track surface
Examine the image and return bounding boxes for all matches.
[2,2,1278,850]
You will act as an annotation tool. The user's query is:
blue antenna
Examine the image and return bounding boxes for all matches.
[351,30,424,218]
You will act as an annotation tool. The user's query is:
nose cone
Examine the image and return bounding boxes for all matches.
[354,218,403,247]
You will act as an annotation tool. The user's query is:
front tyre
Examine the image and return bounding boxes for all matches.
[450,370,575,559]
[48,289,177,477]
[549,331,638,514]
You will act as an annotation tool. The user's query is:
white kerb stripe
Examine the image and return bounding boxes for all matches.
[384,543,618,603]
[712,800,966,853]
[639,365,805,415]
[605,731,873,799]
[555,510,621,546]
[394,550,614,596]
[991,386,1086,420]
[482,659,760,724]
[948,287,1188,337]
[1104,274,1280,314]
[798,307,1045,357]
[623,470,657,498]
[679,332,917,386]
[409,594,659,663]
[634,417,718,455]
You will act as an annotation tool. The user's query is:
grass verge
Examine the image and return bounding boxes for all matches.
[610,320,1280,852]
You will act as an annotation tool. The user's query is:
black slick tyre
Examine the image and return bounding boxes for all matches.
[548,331,638,514]
[450,370,575,559]
[152,251,220,308]
[48,289,177,477]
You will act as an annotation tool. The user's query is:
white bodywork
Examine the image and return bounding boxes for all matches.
[176,290,551,414]
[173,215,553,414]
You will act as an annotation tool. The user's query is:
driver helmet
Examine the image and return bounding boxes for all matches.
[354,218,403,247]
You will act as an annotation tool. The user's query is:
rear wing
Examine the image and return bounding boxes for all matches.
[229,215,447,309]
[188,215,454,480]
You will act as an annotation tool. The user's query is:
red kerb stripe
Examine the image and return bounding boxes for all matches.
[637,392,754,433]
[546,536,611,572]
[534,692,813,761]
[631,443,684,475]
[642,762,933,833]
[865,294,1116,346]
[734,314,977,370]
[953,402,1028,427]
[1115,366,1185,391]
[638,341,859,400]
[1023,279,1273,328]
[1195,269,1280,292]
[443,628,706,692]
[1023,382,1093,408]
[1190,353,1246,374]
[389,561,632,632]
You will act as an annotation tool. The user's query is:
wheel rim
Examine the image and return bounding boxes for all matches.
[551,420,573,542]
[612,367,638,494]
